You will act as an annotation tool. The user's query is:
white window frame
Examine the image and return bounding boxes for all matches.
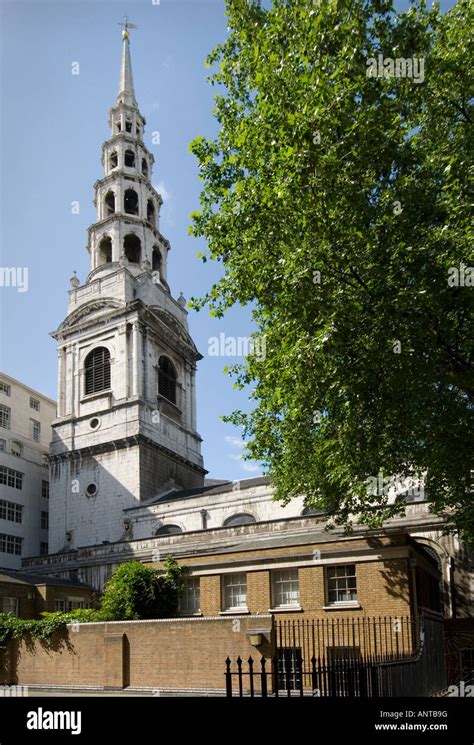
[222,573,248,612]
[0,382,11,396]
[0,405,11,430]
[1,596,19,616]
[326,564,358,606]
[55,599,66,612]
[30,419,41,442]
[179,577,201,615]
[0,439,5,452]
[271,568,300,609]
[10,441,23,457]
[30,397,40,411]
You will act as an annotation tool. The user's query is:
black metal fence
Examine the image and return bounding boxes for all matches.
[276,615,418,664]
[225,613,446,697]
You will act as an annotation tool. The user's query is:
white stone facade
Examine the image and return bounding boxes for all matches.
[48,31,205,554]
[0,373,56,568]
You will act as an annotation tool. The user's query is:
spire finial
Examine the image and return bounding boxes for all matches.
[118,15,138,39]
[117,16,138,106]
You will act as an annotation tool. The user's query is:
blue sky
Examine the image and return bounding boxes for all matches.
[0,0,455,481]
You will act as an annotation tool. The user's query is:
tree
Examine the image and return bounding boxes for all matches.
[189,0,474,541]
[100,559,187,621]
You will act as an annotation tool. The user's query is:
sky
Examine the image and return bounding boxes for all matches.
[0,0,455,481]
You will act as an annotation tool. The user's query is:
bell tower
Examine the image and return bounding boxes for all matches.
[49,23,206,553]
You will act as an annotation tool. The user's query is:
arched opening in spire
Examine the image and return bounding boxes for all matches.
[98,236,112,265]
[104,191,115,217]
[125,119,133,133]
[123,234,141,264]
[124,150,135,168]
[152,247,162,273]
[84,347,111,395]
[109,151,118,170]
[141,158,148,177]
[147,200,155,226]
[124,189,138,215]
[115,120,121,133]
[158,356,177,405]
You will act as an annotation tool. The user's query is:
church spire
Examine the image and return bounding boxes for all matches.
[117,17,137,107]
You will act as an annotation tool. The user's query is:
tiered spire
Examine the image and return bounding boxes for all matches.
[118,17,137,107]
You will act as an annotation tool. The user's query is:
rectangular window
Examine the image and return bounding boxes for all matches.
[0,439,5,452]
[40,542,49,556]
[277,648,302,691]
[1,597,19,616]
[271,569,300,608]
[41,511,49,530]
[0,405,11,430]
[0,499,23,523]
[55,599,66,613]
[326,564,357,605]
[31,419,40,442]
[222,573,247,611]
[0,382,11,396]
[67,600,87,612]
[42,481,49,499]
[0,534,23,555]
[30,397,40,411]
[180,577,200,614]
[0,466,24,490]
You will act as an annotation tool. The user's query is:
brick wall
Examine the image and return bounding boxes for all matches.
[0,615,274,692]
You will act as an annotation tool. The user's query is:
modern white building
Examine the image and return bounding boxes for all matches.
[0,373,56,568]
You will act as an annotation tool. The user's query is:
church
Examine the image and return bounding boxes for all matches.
[24,26,472,631]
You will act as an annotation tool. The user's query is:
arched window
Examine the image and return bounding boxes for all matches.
[147,200,155,225]
[104,191,115,216]
[98,236,112,264]
[155,524,182,536]
[123,234,141,264]
[109,151,118,170]
[158,356,177,404]
[223,513,256,527]
[125,119,132,133]
[84,347,111,395]
[115,120,121,133]
[141,158,148,177]
[11,441,23,457]
[124,150,135,168]
[124,189,138,215]
[152,247,162,273]
[301,506,326,516]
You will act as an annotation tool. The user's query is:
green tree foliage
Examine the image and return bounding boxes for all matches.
[0,559,188,647]
[190,0,473,540]
[100,558,187,621]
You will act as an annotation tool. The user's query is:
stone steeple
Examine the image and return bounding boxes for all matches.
[87,24,168,288]
[118,26,137,107]
[48,27,206,553]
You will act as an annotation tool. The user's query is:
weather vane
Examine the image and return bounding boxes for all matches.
[118,15,138,38]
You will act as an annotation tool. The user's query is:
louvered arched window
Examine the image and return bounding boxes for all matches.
[84,347,111,395]
[158,356,177,404]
